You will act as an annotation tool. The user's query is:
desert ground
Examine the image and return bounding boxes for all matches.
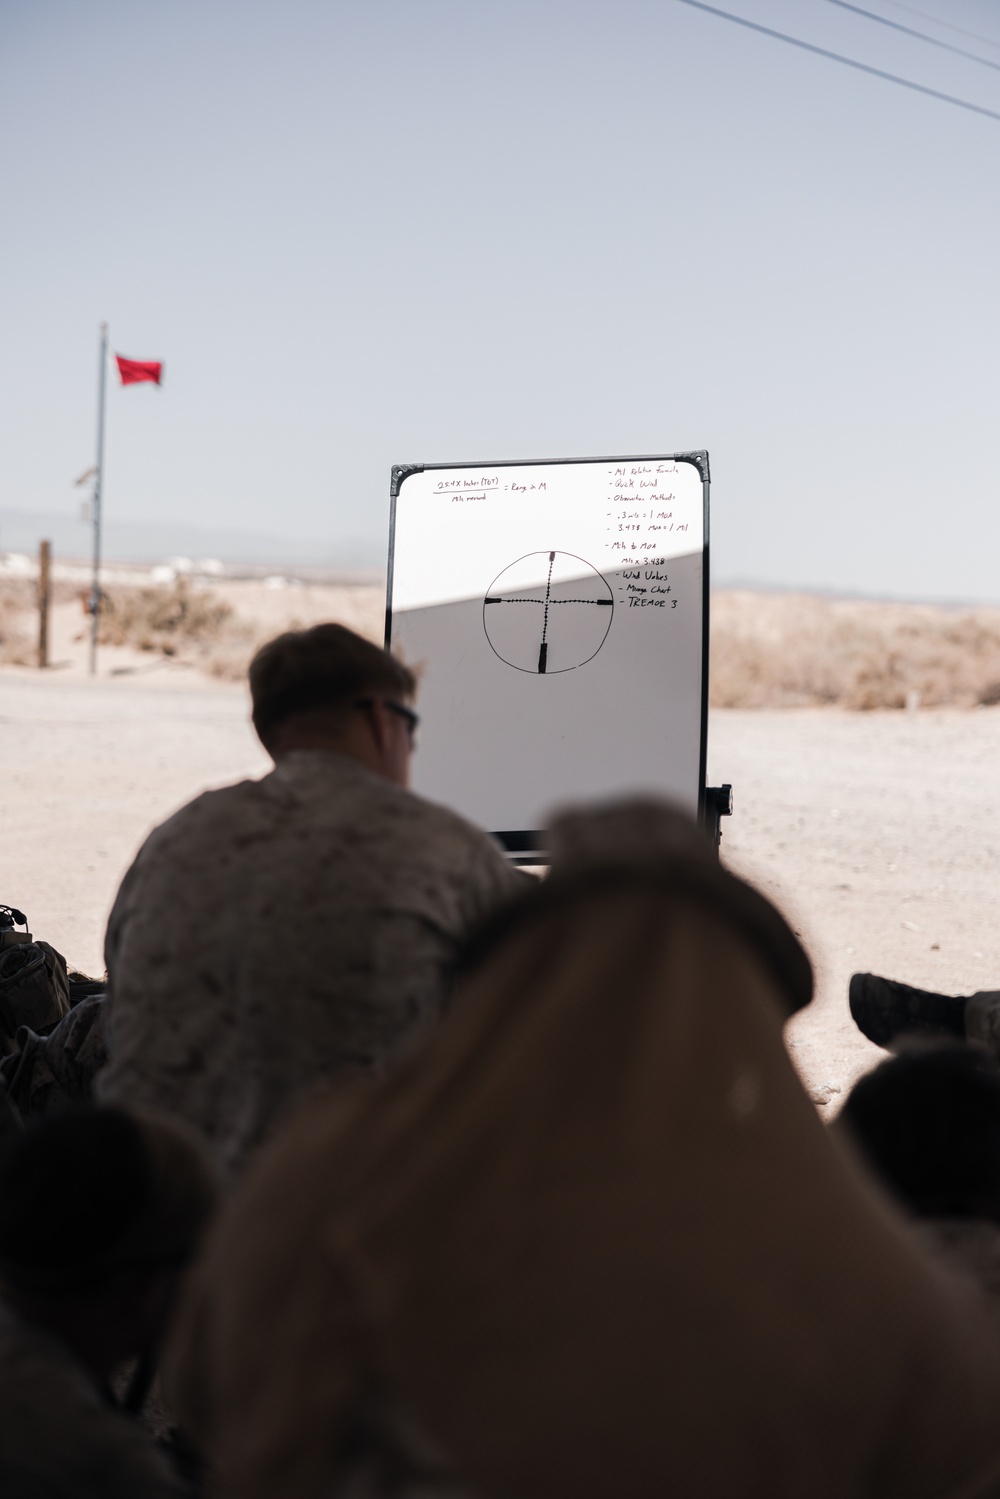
[709,708,1000,1106]
[4,566,1000,1111]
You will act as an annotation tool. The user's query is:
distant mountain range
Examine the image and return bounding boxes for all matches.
[0,507,384,571]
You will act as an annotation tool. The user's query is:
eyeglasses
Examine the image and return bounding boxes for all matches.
[354,697,420,748]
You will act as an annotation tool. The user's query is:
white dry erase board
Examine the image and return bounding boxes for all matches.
[386,453,710,854]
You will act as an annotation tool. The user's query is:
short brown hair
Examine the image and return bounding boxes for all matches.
[249,623,415,747]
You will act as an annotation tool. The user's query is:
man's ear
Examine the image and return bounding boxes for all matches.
[363,699,391,755]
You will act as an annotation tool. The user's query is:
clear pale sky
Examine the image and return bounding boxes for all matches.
[2,0,999,597]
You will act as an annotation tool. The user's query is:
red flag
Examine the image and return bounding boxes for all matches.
[115,355,163,386]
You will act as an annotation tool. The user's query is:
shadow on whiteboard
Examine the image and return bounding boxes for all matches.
[391,550,705,832]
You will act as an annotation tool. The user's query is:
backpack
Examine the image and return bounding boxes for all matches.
[0,907,71,1056]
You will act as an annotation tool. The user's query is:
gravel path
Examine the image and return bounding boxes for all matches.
[4,664,999,1106]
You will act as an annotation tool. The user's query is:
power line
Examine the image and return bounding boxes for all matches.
[675,0,1000,123]
[822,0,1000,74]
[882,0,1000,54]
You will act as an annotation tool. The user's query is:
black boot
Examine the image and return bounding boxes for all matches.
[849,972,968,1048]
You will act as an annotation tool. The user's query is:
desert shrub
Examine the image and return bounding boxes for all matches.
[201,631,266,682]
[97,581,234,656]
[710,592,1000,709]
[0,580,33,666]
[198,585,384,682]
[0,574,384,680]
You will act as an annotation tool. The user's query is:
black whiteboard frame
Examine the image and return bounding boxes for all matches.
[386,451,711,858]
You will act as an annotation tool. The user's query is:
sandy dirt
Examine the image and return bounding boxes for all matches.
[4,630,1000,1106]
[0,668,268,975]
[708,708,1000,1105]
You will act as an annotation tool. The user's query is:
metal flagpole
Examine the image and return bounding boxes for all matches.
[89,322,108,676]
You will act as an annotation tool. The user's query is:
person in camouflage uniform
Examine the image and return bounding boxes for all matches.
[96,623,523,1179]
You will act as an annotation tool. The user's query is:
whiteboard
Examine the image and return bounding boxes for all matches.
[386,453,709,851]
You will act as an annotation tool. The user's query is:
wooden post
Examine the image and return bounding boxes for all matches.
[37,539,51,669]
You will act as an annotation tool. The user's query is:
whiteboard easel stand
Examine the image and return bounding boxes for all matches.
[387,450,731,858]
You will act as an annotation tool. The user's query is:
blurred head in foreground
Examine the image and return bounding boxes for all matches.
[249,623,417,786]
[167,798,1000,1499]
[840,1045,1000,1224]
[0,1107,216,1382]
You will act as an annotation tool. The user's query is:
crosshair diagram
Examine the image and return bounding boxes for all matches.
[483,550,614,674]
